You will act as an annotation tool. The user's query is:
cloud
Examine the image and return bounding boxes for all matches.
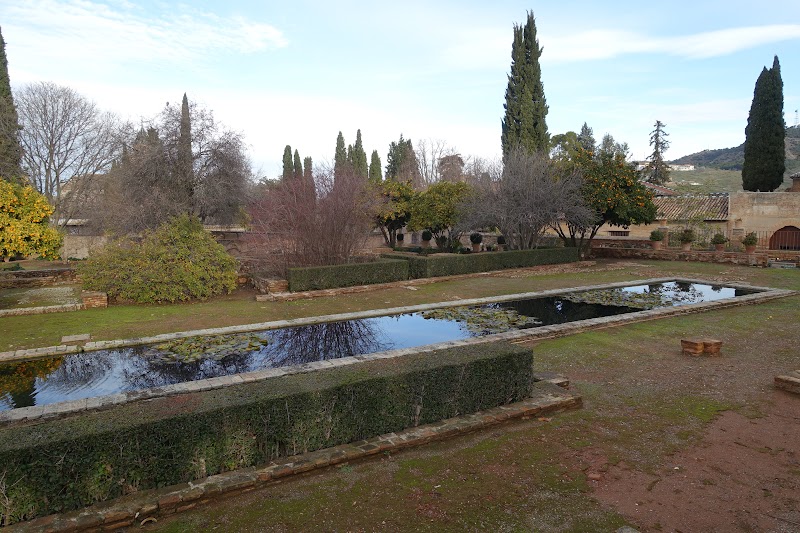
[441,24,800,69]
[3,0,287,68]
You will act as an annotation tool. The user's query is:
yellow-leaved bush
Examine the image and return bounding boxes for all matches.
[0,180,63,261]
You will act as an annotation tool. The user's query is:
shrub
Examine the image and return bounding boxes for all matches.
[288,258,409,291]
[421,229,432,242]
[0,342,533,523]
[497,235,506,245]
[470,232,483,245]
[78,214,238,303]
[649,230,664,241]
[396,233,404,242]
[679,228,695,244]
[742,232,758,246]
[710,233,727,245]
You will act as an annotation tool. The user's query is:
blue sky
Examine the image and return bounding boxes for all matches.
[2,0,799,179]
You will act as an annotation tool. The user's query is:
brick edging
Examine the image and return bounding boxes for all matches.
[7,381,581,532]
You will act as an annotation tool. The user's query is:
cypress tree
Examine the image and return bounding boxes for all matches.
[742,56,785,192]
[0,27,24,183]
[334,131,347,180]
[501,11,549,156]
[293,149,302,180]
[176,93,194,210]
[369,150,382,183]
[351,129,368,178]
[282,145,293,181]
[303,156,313,183]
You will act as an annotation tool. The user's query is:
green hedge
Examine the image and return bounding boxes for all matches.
[0,342,533,524]
[382,247,580,279]
[287,258,409,292]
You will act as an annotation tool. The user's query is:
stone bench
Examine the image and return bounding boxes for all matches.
[681,338,723,356]
[775,370,800,394]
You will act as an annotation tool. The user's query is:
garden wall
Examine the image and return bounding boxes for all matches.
[0,268,76,289]
[0,342,533,525]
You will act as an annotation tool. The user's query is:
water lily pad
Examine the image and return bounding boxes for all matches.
[142,334,269,364]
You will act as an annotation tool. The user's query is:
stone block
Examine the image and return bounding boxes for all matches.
[681,338,722,356]
[775,373,800,394]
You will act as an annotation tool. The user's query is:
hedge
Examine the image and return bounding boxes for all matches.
[0,342,533,524]
[382,247,580,279]
[288,258,409,292]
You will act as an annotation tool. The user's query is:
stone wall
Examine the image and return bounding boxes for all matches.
[729,191,800,234]
[61,235,108,260]
[0,268,76,289]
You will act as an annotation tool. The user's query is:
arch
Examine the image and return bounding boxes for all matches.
[769,226,800,250]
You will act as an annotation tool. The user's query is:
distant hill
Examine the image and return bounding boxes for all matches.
[670,125,800,175]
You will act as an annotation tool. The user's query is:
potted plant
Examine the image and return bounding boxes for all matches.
[496,235,506,251]
[421,229,432,249]
[710,233,727,252]
[742,232,758,253]
[649,230,665,250]
[679,228,695,251]
[470,232,483,252]
[396,233,404,247]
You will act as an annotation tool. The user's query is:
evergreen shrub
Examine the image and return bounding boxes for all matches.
[0,342,533,523]
[287,258,409,291]
[78,214,238,303]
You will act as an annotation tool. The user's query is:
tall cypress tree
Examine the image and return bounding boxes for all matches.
[0,27,24,183]
[334,131,347,180]
[293,149,302,180]
[282,145,293,181]
[351,129,368,178]
[176,93,194,211]
[303,156,313,183]
[501,11,548,156]
[742,56,785,192]
[369,150,382,183]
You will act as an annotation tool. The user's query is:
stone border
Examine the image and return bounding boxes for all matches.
[0,278,793,427]
[7,381,581,533]
[0,303,82,318]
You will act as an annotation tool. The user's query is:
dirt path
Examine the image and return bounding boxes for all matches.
[593,391,800,532]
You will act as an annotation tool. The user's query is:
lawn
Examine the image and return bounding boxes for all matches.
[4,259,799,531]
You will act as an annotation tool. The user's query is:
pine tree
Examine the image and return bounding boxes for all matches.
[334,131,347,181]
[293,149,302,180]
[369,150,382,183]
[176,93,194,211]
[644,120,670,185]
[577,122,595,152]
[0,27,24,183]
[351,129,368,178]
[742,56,785,192]
[501,11,549,156]
[282,145,293,181]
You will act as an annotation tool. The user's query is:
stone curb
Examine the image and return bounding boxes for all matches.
[6,381,581,533]
[0,303,83,318]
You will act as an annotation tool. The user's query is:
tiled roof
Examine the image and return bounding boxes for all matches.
[653,194,729,221]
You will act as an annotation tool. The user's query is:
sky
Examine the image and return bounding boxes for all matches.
[2,0,799,179]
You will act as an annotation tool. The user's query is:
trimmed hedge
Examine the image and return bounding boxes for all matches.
[382,247,580,279]
[287,258,409,292]
[0,342,533,524]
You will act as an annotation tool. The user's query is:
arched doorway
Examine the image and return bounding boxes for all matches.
[769,226,800,250]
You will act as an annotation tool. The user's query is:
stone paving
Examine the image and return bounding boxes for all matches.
[7,380,580,533]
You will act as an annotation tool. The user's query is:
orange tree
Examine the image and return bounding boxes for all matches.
[374,179,414,247]
[407,181,472,251]
[552,148,656,254]
[0,180,62,261]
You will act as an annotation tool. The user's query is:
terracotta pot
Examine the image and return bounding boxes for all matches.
[651,241,663,250]
[681,242,692,251]
[421,240,431,249]
[745,245,756,254]
[472,243,481,252]
[714,244,725,252]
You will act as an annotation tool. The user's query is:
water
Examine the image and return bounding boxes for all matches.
[0,282,758,410]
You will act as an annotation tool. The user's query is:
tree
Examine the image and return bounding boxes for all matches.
[386,135,422,188]
[293,149,302,180]
[0,27,23,184]
[742,56,785,191]
[334,131,347,182]
[501,11,549,156]
[553,148,656,254]
[101,97,250,233]
[0,181,62,261]
[577,122,595,152]
[303,156,313,183]
[407,181,472,250]
[415,138,454,186]
[438,154,465,183]
[643,120,670,185]
[369,150,382,183]
[349,129,368,179]
[282,145,293,181]
[375,179,414,247]
[16,82,122,226]
[598,133,629,159]
[550,131,581,165]
[462,146,592,250]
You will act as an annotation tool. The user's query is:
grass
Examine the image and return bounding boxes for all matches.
[668,167,794,194]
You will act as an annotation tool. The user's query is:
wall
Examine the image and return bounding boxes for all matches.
[61,235,108,260]
[729,191,800,234]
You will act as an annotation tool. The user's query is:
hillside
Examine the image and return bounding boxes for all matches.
[670,125,800,174]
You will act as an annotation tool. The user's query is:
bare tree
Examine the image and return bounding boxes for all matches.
[249,162,378,275]
[15,82,123,226]
[460,147,593,249]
